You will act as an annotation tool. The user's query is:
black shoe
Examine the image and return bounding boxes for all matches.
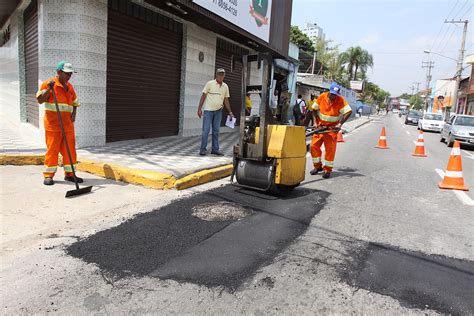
[310,167,323,175]
[322,172,331,179]
[211,151,225,156]
[199,150,207,156]
[64,176,84,183]
[43,177,54,185]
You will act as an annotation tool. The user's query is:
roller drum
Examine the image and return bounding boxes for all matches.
[235,159,274,190]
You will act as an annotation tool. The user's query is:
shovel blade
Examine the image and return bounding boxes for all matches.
[65,186,93,198]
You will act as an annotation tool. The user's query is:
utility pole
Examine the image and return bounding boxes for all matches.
[444,19,469,114]
[413,82,421,94]
[311,51,317,74]
[422,61,435,111]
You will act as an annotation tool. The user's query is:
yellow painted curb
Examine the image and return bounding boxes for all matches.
[77,159,176,190]
[0,154,45,165]
[174,164,233,190]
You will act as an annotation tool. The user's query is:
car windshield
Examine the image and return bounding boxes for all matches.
[454,116,474,126]
[424,114,443,120]
[409,111,422,117]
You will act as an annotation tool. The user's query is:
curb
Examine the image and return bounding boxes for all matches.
[348,118,373,132]
[174,164,233,190]
[0,154,45,165]
[76,159,177,190]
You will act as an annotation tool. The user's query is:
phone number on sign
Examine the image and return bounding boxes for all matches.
[212,0,238,16]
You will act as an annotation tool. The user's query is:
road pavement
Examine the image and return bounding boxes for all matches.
[1,114,473,314]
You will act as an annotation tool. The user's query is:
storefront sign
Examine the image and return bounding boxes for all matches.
[193,0,272,42]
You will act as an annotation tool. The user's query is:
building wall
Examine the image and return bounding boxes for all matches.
[181,24,262,137]
[181,23,217,137]
[0,11,21,122]
[38,0,107,147]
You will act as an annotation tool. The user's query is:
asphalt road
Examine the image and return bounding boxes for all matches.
[2,114,473,314]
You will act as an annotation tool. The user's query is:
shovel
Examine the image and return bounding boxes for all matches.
[50,84,92,198]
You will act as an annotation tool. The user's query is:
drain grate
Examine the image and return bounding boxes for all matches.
[192,201,253,221]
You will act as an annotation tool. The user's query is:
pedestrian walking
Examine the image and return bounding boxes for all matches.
[197,68,234,156]
[293,94,306,126]
[310,83,352,179]
[36,61,81,186]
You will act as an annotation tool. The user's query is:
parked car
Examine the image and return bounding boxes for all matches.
[418,112,444,132]
[392,108,399,113]
[405,110,422,125]
[440,114,474,147]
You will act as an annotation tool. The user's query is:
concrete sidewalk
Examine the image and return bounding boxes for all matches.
[0,114,374,189]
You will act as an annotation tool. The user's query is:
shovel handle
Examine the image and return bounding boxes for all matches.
[50,87,80,190]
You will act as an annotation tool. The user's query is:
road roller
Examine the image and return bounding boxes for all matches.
[230,53,307,195]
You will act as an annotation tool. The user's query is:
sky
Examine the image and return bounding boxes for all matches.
[290,0,473,96]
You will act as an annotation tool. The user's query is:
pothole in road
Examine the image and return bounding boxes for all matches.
[192,201,253,221]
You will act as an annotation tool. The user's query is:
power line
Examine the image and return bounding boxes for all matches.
[452,0,470,19]
[430,0,460,51]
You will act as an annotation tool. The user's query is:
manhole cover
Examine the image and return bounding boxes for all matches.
[192,201,253,221]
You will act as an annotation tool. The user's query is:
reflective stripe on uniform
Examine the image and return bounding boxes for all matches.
[312,157,321,163]
[44,165,58,173]
[318,112,340,122]
[340,104,352,115]
[44,102,73,113]
[72,98,80,107]
[324,160,334,167]
[63,164,77,172]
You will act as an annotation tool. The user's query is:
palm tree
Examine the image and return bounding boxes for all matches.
[355,50,373,80]
[340,46,362,81]
[341,46,374,80]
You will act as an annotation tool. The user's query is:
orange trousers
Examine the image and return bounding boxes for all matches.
[310,131,337,172]
[43,130,77,178]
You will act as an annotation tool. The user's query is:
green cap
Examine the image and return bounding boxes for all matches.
[56,61,74,73]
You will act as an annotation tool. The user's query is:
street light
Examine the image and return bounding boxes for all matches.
[423,50,457,62]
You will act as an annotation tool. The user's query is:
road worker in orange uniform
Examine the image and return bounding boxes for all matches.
[36,61,82,186]
[310,83,352,179]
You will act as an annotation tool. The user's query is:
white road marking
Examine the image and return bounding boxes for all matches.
[435,168,474,206]
[406,131,410,135]
[462,150,474,160]
[402,125,406,129]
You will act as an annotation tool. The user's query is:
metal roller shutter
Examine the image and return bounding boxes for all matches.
[215,38,248,126]
[106,1,182,142]
[24,0,38,127]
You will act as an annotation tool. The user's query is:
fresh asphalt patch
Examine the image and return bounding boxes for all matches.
[339,242,474,315]
[67,184,329,289]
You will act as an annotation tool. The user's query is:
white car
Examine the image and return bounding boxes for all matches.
[418,113,445,132]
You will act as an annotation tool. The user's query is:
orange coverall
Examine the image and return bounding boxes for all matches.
[311,92,352,172]
[36,77,79,178]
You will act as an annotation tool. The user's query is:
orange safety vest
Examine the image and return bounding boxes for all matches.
[36,77,79,132]
[313,92,352,126]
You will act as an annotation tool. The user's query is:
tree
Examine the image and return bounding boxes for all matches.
[409,95,423,110]
[290,26,314,52]
[340,46,374,80]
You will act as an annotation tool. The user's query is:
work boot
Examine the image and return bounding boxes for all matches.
[310,167,323,175]
[43,177,54,185]
[322,171,331,179]
[64,175,84,183]
[211,151,225,156]
[199,150,207,156]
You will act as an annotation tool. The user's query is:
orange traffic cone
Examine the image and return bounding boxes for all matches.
[337,131,345,142]
[439,141,469,191]
[375,127,389,149]
[412,130,427,157]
